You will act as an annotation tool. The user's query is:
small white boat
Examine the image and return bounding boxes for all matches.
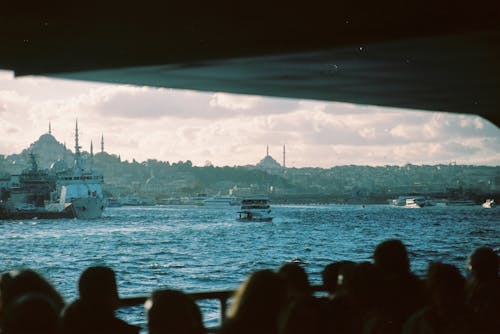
[404,198,421,208]
[391,196,427,207]
[237,196,273,222]
[482,199,495,208]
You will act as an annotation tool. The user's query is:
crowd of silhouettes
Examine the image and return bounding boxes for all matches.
[0,239,498,334]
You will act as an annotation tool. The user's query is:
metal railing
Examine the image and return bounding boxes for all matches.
[119,285,326,329]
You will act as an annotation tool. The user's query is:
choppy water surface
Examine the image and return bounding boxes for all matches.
[0,204,499,329]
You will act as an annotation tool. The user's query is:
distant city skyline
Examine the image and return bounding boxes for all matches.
[1,70,499,167]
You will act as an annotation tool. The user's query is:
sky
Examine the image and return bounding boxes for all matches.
[1,70,499,168]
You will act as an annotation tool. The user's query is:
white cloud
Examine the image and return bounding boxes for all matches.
[209,93,262,111]
[0,71,499,167]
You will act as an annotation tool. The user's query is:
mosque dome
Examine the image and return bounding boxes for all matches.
[38,133,57,144]
[256,155,282,169]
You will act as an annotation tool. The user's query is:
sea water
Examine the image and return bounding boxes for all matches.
[0,204,499,330]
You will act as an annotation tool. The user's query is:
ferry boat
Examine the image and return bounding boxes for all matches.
[237,196,273,222]
[203,196,240,206]
[45,122,105,219]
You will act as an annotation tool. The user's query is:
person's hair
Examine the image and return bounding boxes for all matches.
[147,289,204,334]
[374,239,410,275]
[78,266,118,309]
[321,261,355,295]
[468,247,499,280]
[427,262,465,309]
[0,269,64,316]
[228,269,286,326]
[1,293,60,334]
[278,263,311,298]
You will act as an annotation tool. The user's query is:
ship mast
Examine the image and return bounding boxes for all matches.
[74,120,84,173]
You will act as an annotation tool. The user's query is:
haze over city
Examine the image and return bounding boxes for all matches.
[1,70,499,167]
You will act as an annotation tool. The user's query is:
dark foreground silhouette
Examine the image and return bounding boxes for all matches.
[0,240,498,334]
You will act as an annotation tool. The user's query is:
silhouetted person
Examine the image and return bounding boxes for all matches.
[324,261,382,334]
[1,293,60,334]
[61,266,139,334]
[278,263,311,301]
[219,269,286,334]
[321,260,355,299]
[277,296,323,334]
[465,246,500,333]
[146,289,205,334]
[0,269,65,323]
[403,262,473,334]
[365,239,425,334]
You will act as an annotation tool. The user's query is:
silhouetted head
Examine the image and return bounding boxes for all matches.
[321,261,355,296]
[78,266,119,311]
[1,293,59,334]
[228,269,286,327]
[374,239,410,276]
[426,262,466,313]
[340,262,381,311]
[278,263,311,299]
[0,269,64,321]
[146,289,204,334]
[467,247,499,281]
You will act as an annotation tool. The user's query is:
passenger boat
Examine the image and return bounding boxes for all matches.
[237,196,273,222]
[482,199,495,208]
[203,196,240,206]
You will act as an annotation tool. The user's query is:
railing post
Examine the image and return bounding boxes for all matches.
[220,296,228,323]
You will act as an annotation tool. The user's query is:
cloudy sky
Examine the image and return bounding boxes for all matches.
[1,70,499,168]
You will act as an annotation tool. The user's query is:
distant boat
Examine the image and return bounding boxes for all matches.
[237,196,273,222]
[482,199,495,208]
[179,194,207,205]
[118,194,156,206]
[203,196,240,206]
[391,196,428,207]
[445,199,476,206]
[403,198,422,208]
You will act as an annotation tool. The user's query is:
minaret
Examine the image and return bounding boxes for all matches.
[266,145,269,157]
[101,134,104,153]
[74,120,83,172]
[49,121,52,135]
[90,140,94,171]
[75,120,81,155]
[283,144,286,169]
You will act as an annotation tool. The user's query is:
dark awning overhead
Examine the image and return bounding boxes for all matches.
[1,1,499,125]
